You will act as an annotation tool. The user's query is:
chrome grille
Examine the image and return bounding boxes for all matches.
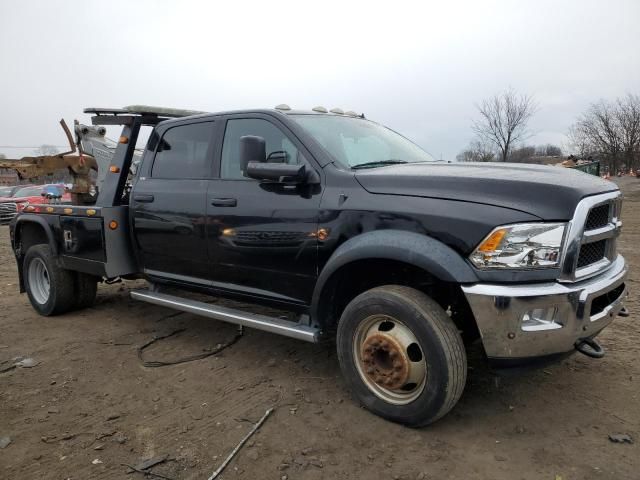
[559,191,622,282]
[585,204,610,230]
[577,240,606,268]
[0,202,17,225]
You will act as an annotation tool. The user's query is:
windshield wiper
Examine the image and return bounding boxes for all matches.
[352,159,408,169]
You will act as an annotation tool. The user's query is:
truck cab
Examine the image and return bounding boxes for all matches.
[10,105,629,426]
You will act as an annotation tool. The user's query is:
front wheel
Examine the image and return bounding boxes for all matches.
[23,244,75,316]
[336,285,467,427]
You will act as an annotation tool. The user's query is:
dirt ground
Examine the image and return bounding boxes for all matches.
[1,178,638,480]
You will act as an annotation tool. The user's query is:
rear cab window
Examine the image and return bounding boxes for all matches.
[151,122,215,179]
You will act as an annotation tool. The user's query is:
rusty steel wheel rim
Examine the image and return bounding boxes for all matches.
[353,314,427,405]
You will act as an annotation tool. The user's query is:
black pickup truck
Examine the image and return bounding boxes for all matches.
[9,105,629,426]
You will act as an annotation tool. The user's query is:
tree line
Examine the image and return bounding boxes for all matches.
[458,89,640,173]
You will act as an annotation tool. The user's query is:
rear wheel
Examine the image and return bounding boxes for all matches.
[74,273,98,309]
[336,285,467,427]
[23,244,75,316]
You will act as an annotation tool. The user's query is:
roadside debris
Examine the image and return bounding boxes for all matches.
[207,407,275,480]
[0,436,12,449]
[137,326,243,368]
[16,357,39,368]
[132,454,169,471]
[608,433,634,444]
[0,356,39,373]
[122,454,173,480]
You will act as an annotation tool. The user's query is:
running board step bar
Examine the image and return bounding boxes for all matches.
[130,290,320,343]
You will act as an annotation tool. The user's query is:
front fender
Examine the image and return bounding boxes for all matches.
[310,229,478,321]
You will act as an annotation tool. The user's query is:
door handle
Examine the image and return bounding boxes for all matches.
[134,194,155,203]
[211,198,237,207]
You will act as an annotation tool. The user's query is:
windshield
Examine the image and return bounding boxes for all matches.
[0,186,16,197]
[291,114,435,168]
[14,186,44,197]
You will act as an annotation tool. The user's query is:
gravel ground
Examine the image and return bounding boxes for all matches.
[0,177,638,480]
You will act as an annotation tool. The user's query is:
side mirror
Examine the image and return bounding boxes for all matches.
[266,150,289,163]
[239,135,266,174]
[246,161,306,183]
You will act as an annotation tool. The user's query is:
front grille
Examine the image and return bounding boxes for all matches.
[585,204,610,230]
[560,193,621,282]
[577,240,607,268]
[590,283,625,317]
[0,202,17,225]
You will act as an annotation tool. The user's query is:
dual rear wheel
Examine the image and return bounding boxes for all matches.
[23,244,98,316]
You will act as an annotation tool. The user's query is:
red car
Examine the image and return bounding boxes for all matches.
[0,184,71,224]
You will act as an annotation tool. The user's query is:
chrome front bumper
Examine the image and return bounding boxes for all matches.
[462,255,628,360]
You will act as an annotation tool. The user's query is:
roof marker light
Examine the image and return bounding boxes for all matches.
[330,108,344,114]
[312,106,328,113]
[275,104,291,111]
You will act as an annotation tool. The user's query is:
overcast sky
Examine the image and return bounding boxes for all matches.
[1,0,639,160]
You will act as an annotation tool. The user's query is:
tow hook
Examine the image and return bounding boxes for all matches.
[618,307,630,318]
[575,338,605,359]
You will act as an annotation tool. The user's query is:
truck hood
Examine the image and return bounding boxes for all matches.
[355,162,618,220]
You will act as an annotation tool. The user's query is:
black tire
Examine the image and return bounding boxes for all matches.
[74,272,98,309]
[23,244,75,316]
[336,285,467,427]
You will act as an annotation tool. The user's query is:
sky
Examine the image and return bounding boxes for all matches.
[1,0,639,161]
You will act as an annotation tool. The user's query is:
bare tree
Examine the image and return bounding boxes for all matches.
[456,140,495,162]
[507,145,536,163]
[567,125,594,158]
[33,144,60,156]
[472,89,536,162]
[569,94,640,172]
[617,94,640,171]
[535,144,562,157]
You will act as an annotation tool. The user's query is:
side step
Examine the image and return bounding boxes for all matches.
[130,289,320,343]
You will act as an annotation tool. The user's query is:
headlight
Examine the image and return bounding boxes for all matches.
[17,201,28,211]
[470,223,566,269]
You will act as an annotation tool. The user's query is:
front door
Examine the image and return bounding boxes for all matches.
[206,116,322,305]
[131,120,217,280]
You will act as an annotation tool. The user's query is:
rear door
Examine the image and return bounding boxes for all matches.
[131,120,218,280]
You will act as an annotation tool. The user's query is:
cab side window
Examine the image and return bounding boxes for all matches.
[220,119,301,179]
[152,122,214,179]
